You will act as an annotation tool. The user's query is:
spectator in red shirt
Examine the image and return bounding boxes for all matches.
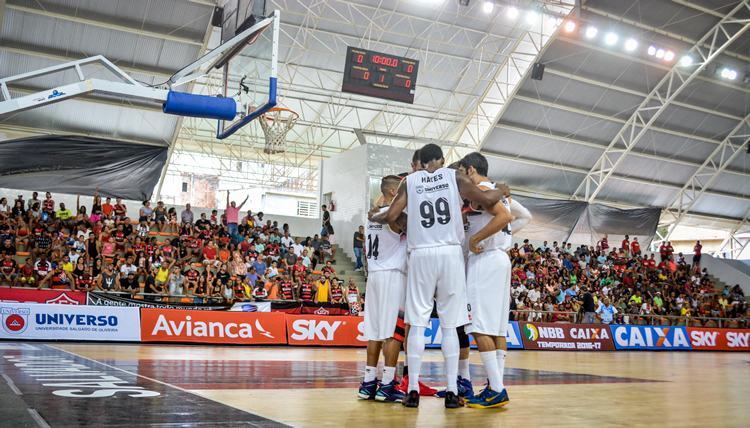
[659,242,668,262]
[599,234,609,252]
[666,241,674,260]
[42,192,55,216]
[693,240,703,270]
[630,237,641,256]
[621,235,630,256]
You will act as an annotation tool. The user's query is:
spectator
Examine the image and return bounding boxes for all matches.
[353,225,364,271]
[581,287,596,323]
[181,203,194,226]
[321,205,335,244]
[596,297,618,324]
[314,274,331,303]
[693,240,702,270]
[225,191,249,244]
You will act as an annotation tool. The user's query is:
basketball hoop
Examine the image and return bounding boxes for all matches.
[259,106,298,154]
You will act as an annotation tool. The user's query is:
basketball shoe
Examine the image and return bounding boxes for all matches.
[466,387,509,409]
[375,380,405,403]
[357,379,379,400]
[444,391,463,409]
[436,376,475,398]
[402,390,420,408]
[397,376,437,396]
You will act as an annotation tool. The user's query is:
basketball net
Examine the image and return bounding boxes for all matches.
[259,107,298,154]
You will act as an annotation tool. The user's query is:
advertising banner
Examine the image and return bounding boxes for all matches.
[610,325,691,350]
[140,309,286,345]
[229,302,272,312]
[425,319,524,349]
[0,302,140,341]
[87,292,231,310]
[687,327,750,351]
[300,302,351,316]
[0,288,86,305]
[285,314,365,346]
[520,322,615,351]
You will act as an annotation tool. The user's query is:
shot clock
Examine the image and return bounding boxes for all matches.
[341,46,419,103]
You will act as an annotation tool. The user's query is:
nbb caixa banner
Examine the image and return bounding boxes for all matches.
[520,322,615,350]
[0,302,140,341]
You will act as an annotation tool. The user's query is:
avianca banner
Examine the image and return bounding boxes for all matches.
[140,309,286,345]
[520,322,614,351]
[0,288,86,305]
[610,325,691,350]
[285,314,365,346]
[687,327,750,351]
[0,302,140,341]
[425,319,524,350]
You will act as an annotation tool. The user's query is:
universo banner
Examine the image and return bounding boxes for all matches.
[0,302,140,341]
[610,325,691,350]
[425,319,524,350]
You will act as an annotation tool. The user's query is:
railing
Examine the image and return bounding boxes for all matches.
[512,309,749,329]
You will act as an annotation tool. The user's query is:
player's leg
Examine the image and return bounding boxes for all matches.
[436,325,473,398]
[374,270,406,403]
[403,248,437,407]
[434,245,469,409]
[359,271,384,400]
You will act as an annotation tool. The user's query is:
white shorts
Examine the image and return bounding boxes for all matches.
[406,245,468,329]
[465,249,511,336]
[363,270,406,341]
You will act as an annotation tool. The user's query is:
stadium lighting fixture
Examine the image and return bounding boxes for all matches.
[655,49,665,59]
[584,26,598,39]
[624,38,638,52]
[679,55,693,67]
[604,32,618,46]
[720,68,738,80]
[482,1,494,14]
[563,21,576,33]
[647,45,656,56]
[525,10,539,24]
[506,6,519,19]
[663,50,675,62]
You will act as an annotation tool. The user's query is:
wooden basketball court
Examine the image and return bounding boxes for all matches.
[1,342,748,427]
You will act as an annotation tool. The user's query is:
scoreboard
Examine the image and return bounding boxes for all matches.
[341,47,419,104]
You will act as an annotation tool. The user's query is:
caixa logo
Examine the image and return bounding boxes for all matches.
[291,319,342,341]
[2,307,30,334]
[612,325,691,350]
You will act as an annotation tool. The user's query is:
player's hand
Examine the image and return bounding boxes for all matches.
[496,182,511,198]
[469,235,484,254]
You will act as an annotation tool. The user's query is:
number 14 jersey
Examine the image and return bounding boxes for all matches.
[366,206,407,273]
[405,167,464,250]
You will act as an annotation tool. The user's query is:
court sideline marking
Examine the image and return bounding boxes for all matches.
[47,344,289,427]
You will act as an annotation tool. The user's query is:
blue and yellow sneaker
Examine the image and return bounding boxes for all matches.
[466,387,509,409]
[358,379,379,400]
[436,376,475,398]
[375,380,405,403]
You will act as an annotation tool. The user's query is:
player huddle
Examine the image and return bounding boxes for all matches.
[358,144,531,409]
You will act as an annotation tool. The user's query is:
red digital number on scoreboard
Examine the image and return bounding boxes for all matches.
[371,55,399,68]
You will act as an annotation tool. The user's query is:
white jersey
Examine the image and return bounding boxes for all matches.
[466,181,512,251]
[406,167,464,250]
[366,207,407,273]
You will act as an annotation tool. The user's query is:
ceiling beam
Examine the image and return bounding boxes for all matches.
[481,148,750,202]
[572,1,750,203]
[663,113,750,240]
[513,94,724,146]
[6,2,204,46]
[555,36,750,95]
[712,208,750,258]
[543,66,743,122]
[584,4,750,63]
[494,122,750,179]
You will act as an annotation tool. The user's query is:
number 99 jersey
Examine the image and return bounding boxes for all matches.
[405,167,464,250]
[366,207,407,273]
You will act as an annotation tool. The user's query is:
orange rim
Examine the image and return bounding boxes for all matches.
[262,106,298,122]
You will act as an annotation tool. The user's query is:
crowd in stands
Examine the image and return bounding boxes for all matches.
[508,235,748,327]
[0,191,361,312]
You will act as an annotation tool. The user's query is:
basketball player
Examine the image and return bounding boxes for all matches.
[459,152,531,409]
[358,175,408,403]
[370,144,506,408]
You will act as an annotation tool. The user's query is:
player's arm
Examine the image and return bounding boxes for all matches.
[508,198,532,232]
[468,200,512,254]
[369,184,407,225]
[456,173,502,209]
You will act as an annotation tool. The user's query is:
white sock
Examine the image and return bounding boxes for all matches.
[458,359,471,381]
[364,365,377,383]
[407,326,426,392]
[441,327,459,394]
[383,366,396,385]
[481,351,502,391]
[496,350,507,390]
